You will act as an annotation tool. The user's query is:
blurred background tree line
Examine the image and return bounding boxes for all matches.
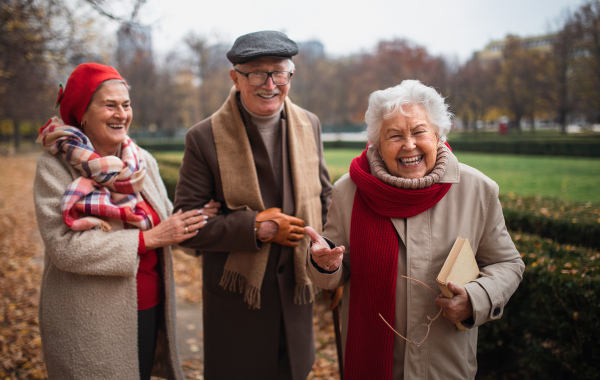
[2,0,600,151]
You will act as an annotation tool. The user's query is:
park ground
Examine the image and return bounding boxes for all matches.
[0,152,340,380]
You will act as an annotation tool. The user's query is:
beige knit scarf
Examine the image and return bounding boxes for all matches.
[212,87,323,309]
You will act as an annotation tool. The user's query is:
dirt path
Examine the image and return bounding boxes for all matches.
[0,152,340,379]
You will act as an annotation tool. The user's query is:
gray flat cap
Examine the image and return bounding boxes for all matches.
[226,30,299,65]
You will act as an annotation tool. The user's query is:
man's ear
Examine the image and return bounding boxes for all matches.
[230,70,240,91]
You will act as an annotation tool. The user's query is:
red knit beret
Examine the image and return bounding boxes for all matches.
[56,63,126,127]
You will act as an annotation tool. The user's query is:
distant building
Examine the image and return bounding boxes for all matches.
[298,40,326,59]
[116,22,153,66]
[207,43,231,68]
[477,34,556,61]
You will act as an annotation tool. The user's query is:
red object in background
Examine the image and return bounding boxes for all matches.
[499,122,508,135]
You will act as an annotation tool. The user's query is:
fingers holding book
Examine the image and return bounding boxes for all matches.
[435,281,473,326]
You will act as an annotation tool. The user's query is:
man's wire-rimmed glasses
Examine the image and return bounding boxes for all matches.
[379,275,443,347]
[234,69,294,86]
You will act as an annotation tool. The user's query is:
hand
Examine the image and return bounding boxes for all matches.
[142,209,207,250]
[306,226,345,272]
[203,199,221,217]
[434,281,474,325]
[255,208,306,247]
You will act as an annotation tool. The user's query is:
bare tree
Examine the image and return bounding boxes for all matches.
[0,0,151,151]
[185,33,231,121]
[497,36,551,132]
[571,0,600,122]
[451,55,501,132]
[551,13,579,134]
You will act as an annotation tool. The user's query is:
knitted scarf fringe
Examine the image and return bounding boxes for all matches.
[219,269,261,310]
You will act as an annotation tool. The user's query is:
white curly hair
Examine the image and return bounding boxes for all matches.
[365,79,453,146]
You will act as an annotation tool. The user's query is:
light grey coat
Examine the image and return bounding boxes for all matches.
[307,148,525,379]
[33,149,184,380]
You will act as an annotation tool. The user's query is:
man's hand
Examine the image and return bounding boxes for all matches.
[434,281,474,325]
[306,226,344,272]
[255,207,306,247]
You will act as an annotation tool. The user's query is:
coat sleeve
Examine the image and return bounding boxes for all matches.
[464,183,525,327]
[33,152,140,277]
[307,176,352,290]
[173,121,260,253]
[305,110,333,225]
[142,150,173,218]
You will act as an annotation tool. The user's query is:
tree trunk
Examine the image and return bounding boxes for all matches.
[513,115,522,133]
[558,110,567,134]
[13,119,20,152]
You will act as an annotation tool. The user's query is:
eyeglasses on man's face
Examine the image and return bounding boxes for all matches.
[234,69,294,86]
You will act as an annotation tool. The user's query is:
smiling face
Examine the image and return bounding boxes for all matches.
[80,82,132,157]
[378,104,440,179]
[229,57,292,116]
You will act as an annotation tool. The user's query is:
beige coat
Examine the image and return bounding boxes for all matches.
[33,149,183,380]
[307,148,525,379]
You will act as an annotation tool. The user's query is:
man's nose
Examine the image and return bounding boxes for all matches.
[262,75,277,90]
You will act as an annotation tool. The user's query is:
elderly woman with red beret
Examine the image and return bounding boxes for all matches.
[33,63,219,379]
[306,80,524,379]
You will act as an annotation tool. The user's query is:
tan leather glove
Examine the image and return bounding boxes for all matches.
[255,207,306,247]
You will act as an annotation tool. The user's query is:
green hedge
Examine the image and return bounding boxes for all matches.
[156,160,600,377]
[140,137,600,157]
[449,140,600,157]
[499,195,600,250]
[477,232,600,379]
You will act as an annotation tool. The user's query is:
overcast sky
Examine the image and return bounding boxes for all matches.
[139,0,584,62]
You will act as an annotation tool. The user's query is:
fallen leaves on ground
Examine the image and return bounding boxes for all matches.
[0,153,47,379]
[1,153,341,379]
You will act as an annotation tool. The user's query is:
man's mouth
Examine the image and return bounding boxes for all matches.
[255,90,280,100]
[399,155,423,166]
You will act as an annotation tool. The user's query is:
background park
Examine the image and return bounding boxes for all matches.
[1,0,600,379]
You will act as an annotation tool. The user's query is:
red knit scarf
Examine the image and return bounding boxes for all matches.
[344,148,452,379]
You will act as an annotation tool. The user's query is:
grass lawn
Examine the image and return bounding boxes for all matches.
[321,149,600,204]
[155,149,600,204]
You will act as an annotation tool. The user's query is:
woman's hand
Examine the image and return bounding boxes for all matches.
[434,281,474,324]
[142,209,208,250]
[203,199,221,217]
[306,226,345,272]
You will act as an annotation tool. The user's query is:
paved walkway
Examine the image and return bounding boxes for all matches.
[176,301,204,362]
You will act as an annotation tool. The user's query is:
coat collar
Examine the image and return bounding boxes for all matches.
[439,150,460,184]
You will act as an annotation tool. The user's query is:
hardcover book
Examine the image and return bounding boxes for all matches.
[437,236,480,331]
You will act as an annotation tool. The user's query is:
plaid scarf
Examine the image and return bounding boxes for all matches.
[37,117,152,231]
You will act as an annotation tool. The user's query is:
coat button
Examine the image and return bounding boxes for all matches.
[277,265,285,274]
[493,307,501,316]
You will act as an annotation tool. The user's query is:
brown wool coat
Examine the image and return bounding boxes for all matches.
[33,149,183,380]
[174,94,332,380]
[307,148,525,380]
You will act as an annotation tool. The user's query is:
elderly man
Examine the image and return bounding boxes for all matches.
[174,30,332,380]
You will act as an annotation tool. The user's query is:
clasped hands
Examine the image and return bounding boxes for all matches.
[255,207,306,247]
[143,199,221,250]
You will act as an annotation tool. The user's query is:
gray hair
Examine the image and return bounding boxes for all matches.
[365,79,453,146]
[234,58,295,71]
[86,79,129,112]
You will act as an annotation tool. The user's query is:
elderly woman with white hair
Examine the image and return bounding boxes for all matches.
[306,80,524,379]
